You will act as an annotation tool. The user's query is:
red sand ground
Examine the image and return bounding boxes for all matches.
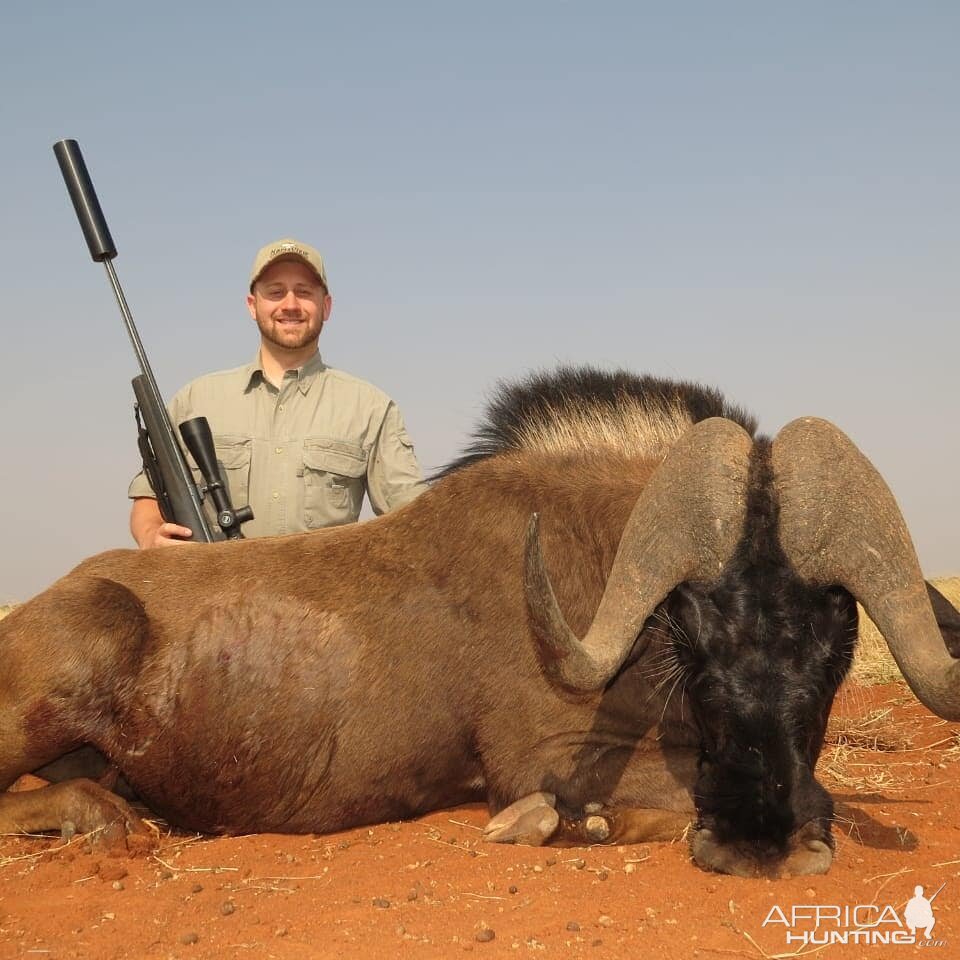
[1,681,957,960]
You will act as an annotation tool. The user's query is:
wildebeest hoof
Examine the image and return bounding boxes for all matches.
[584,815,611,841]
[483,791,559,846]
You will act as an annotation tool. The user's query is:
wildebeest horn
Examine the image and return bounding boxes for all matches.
[772,417,960,720]
[524,417,753,692]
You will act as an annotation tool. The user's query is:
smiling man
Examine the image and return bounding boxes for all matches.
[129,238,427,548]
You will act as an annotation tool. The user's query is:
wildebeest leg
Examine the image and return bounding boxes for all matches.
[0,780,145,846]
[555,806,691,845]
[481,792,691,846]
[0,577,150,845]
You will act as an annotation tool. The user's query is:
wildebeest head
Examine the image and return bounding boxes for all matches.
[525,413,960,877]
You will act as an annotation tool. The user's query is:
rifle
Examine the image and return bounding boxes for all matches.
[53,139,253,541]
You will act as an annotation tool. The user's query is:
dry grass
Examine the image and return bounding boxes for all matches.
[819,705,916,791]
[852,575,960,685]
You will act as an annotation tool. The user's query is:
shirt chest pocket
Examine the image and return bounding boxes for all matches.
[302,439,368,527]
[212,436,253,513]
[186,435,252,517]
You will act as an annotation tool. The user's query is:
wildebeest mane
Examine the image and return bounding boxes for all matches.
[437,366,758,477]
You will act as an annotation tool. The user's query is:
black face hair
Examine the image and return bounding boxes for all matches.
[667,440,857,851]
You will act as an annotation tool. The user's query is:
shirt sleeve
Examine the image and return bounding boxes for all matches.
[126,386,191,500]
[365,402,429,514]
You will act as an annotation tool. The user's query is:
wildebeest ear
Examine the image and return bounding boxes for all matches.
[664,583,717,655]
[926,582,960,659]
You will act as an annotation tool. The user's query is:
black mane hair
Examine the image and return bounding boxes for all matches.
[437,366,758,478]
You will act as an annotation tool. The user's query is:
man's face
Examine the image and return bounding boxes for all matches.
[247,259,332,353]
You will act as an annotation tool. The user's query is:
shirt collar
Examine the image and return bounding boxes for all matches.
[244,350,326,395]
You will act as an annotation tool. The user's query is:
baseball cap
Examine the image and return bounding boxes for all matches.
[249,238,329,292]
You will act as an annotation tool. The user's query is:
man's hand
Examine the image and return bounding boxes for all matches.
[143,522,195,548]
[130,498,193,549]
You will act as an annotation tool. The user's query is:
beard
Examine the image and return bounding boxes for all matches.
[256,315,323,353]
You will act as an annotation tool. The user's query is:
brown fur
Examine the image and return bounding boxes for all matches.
[0,446,697,841]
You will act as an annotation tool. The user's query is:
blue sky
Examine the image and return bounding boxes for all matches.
[1,2,956,601]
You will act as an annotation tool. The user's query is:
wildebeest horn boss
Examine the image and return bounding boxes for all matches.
[1,367,957,878]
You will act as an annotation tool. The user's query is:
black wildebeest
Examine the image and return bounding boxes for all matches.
[1,367,957,877]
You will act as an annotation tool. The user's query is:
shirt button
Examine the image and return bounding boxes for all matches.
[275,447,283,454]
[277,404,285,412]
[272,492,280,500]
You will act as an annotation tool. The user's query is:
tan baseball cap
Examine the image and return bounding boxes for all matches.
[249,238,329,292]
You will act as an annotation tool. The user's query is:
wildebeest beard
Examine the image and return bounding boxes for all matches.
[665,439,858,875]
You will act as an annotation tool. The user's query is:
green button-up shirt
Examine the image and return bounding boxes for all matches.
[128,353,427,536]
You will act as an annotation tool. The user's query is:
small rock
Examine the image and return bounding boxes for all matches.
[475,928,496,943]
[584,802,603,814]
[220,901,236,916]
[191,883,203,894]
[591,938,603,947]
[597,870,608,881]
[179,932,199,945]
[570,858,586,870]
[508,885,518,894]
[597,915,614,928]
[274,927,288,937]
[407,888,419,901]
[159,868,174,880]
[533,865,543,874]
[111,881,124,891]
[545,857,557,867]
[623,863,636,874]
[805,887,816,898]
[373,897,391,909]
[566,921,580,932]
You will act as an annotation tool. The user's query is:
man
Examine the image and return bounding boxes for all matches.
[904,885,937,940]
[129,238,427,547]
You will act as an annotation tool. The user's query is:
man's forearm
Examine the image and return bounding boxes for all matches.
[130,497,198,549]
[130,497,165,548]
